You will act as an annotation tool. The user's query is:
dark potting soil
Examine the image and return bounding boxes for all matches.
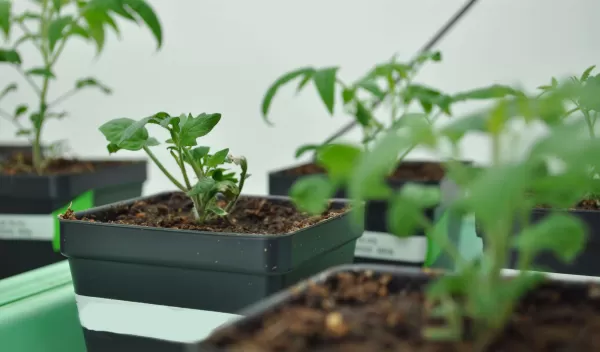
[536,199,600,212]
[0,154,98,175]
[206,269,600,351]
[0,154,140,176]
[287,162,445,182]
[61,192,346,235]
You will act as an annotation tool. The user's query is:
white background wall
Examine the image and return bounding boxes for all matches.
[2,0,599,195]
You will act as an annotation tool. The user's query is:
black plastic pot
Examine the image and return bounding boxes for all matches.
[193,264,595,351]
[0,160,146,279]
[476,208,600,276]
[59,193,362,352]
[268,161,464,267]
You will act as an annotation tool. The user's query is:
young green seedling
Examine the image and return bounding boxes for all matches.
[537,66,600,202]
[99,112,249,223]
[0,0,162,174]
[261,51,451,157]
[293,81,596,350]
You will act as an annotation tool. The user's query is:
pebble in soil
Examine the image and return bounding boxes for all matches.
[206,270,600,352]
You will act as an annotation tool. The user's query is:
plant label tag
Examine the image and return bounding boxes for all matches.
[354,231,427,263]
[0,214,54,241]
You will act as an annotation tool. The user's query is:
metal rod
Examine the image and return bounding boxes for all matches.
[317,0,482,148]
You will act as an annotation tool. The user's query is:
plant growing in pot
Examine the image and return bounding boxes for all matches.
[263,52,455,267]
[0,0,162,279]
[263,51,523,267]
[199,82,600,352]
[474,65,600,276]
[58,111,363,351]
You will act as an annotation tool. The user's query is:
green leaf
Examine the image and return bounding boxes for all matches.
[261,67,314,124]
[452,85,523,102]
[189,146,210,161]
[30,113,43,129]
[123,0,163,49]
[188,176,216,197]
[101,0,137,21]
[350,129,411,201]
[0,49,21,64]
[528,119,591,164]
[208,205,228,216]
[312,67,338,115]
[99,117,151,152]
[412,51,442,65]
[178,113,221,146]
[101,12,120,36]
[16,129,31,136]
[316,143,361,184]
[296,71,313,92]
[69,23,90,39]
[290,175,335,214]
[145,137,159,147]
[215,180,239,199]
[426,264,477,298]
[514,214,587,263]
[580,65,596,81]
[0,83,16,101]
[470,273,543,323]
[48,16,73,52]
[342,87,355,104]
[26,67,56,78]
[294,144,320,158]
[355,79,386,100]
[0,1,10,39]
[392,113,436,147]
[75,77,112,94]
[354,100,373,126]
[14,104,28,117]
[579,75,600,112]
[387,184,441,237]
[440,110,488,144]
[83,10,106,53]
[206,148,229,168]
[462,164,531,233]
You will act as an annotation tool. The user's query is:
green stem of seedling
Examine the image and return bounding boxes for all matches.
[226,161,247,214]
[582,109,596,138]
[183,149,203,179]
[32,0,52,174]
[176,147,193,189]
[143,146,186,192]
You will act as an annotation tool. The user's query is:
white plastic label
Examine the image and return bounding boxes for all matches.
[75,294,241,343]
[0,214,55,240]
[354,231,427,263]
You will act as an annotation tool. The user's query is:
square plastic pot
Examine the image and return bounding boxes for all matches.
[268,161,465,267]
[476,208,600,276]
[59,193,362,352]
[0,160,147,279]
[193,264,596,351]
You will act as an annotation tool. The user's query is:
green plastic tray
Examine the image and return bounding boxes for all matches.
[0,261,86,351]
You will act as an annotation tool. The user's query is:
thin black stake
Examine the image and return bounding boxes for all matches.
[317,0,481,148]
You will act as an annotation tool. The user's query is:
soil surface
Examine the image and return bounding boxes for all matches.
[536,199,600,211]
[206,269,600,351]
[0,154,96,175]
[286,162,446,182]
[61,192,347,235]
